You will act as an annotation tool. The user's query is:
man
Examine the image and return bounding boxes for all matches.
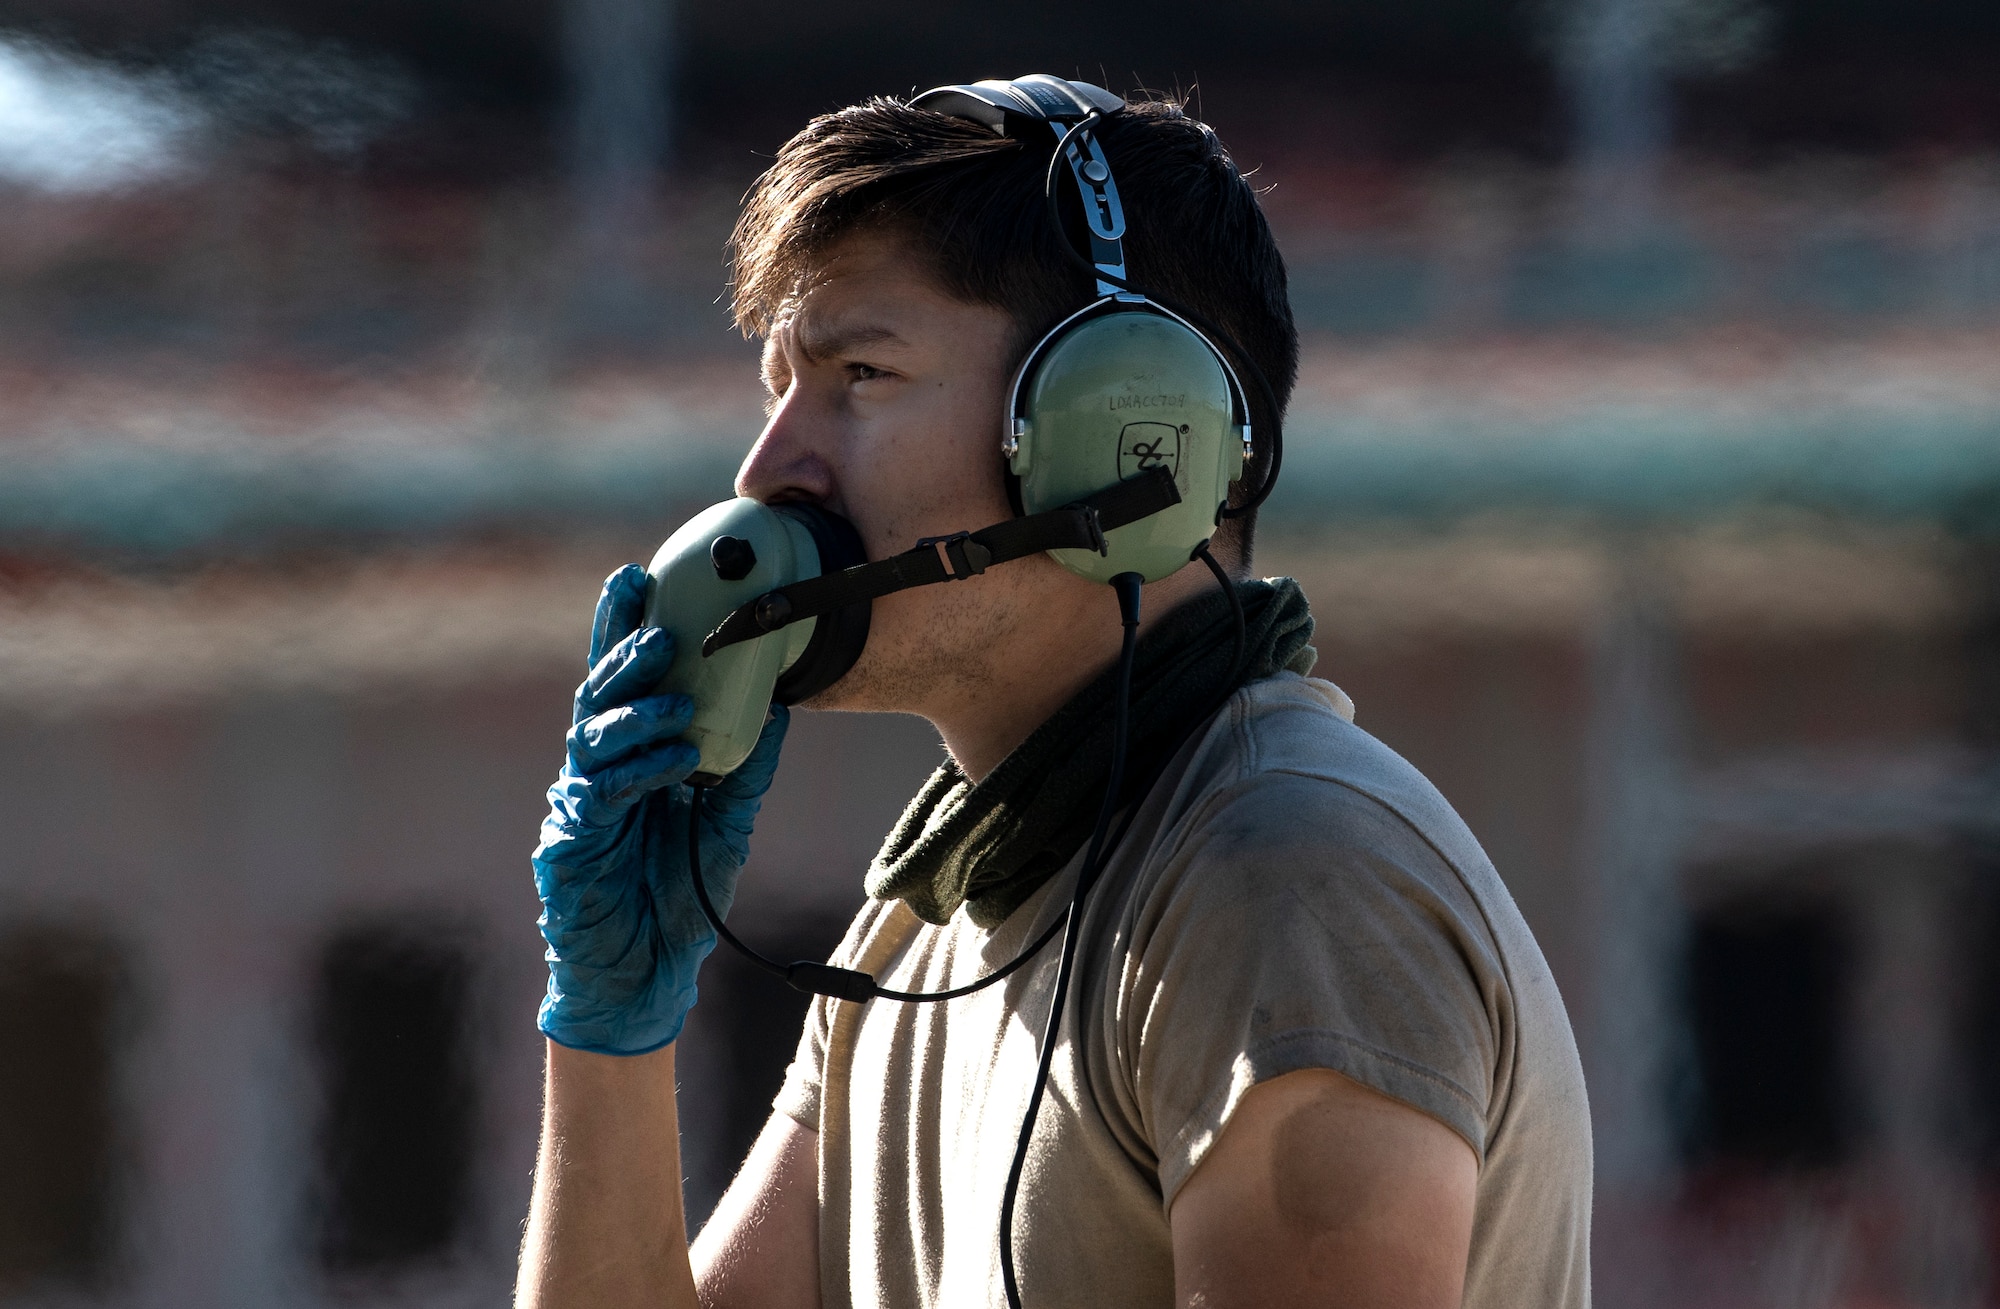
[517,84,1591,1309]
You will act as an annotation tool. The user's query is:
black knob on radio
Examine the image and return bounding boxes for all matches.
[710,535,758,581]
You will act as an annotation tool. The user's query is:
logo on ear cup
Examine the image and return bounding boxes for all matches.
[1118,421,1186,481]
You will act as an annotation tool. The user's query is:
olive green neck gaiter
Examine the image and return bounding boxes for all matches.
[865,577,1317,929]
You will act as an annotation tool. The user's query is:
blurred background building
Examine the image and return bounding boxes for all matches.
[1,0,1998,1304]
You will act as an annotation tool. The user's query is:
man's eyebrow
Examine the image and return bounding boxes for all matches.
[759,339,787,395]
[792,319,907,365]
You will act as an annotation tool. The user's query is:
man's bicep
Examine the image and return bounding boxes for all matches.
[1169,1068,1476,1309]
[691,1111,821,1309]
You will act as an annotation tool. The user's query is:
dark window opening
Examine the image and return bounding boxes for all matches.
[0,924,126,1294]
[1685,898,1851,1169]
[313,926,475,1273]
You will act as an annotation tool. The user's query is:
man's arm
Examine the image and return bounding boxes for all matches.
[515,1043,822,1309]
[691,1109,822,1307]
[518,563,814,1306]
[517,1042,696,1309]
[1170,1068,1477,1309]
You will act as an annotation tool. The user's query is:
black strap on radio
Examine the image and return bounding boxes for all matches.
[701,465,1179,658]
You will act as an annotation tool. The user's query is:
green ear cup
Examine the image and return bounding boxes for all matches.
[641,499,826,781]
[1009,309,1244,584]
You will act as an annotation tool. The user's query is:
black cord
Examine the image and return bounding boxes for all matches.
[684,578,1145,1309]
[685,784,780,980]
[1041,116,1285,520]
[1192,541,1245,690]
[688,550,1247,1003]
[998,571,1142,1309]
[1046,551,1248,926]
[687,783,1069,1004]
[869,920,1062,1002]
[687,561,1245,1309]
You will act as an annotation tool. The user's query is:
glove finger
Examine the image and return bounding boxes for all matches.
[575,626,675,721]
[540,769,621,840]
[567,694,695,773]
[592,739,701,809]
[588,564,650,669]
[701,704,790,840]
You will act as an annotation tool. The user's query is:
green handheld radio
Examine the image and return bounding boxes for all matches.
[640,498,867,783]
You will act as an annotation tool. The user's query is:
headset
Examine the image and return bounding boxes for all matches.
[638,75,1284,1307]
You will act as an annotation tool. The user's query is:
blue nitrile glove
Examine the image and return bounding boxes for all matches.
[532,563,791,1056]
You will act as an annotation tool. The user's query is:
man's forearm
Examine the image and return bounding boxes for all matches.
[517,1041,698,1309]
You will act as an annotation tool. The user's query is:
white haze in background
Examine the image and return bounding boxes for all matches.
[0,35,202,193]
[1536,0,1774,233]
[0,27,416,195]
[1548,0,1775,81]
[178,29,415,160]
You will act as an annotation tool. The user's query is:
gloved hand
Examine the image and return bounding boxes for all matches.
[533,563,790,1056]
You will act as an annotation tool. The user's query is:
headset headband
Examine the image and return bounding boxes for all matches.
[913,76,1132,296]
[910,74,1123,131]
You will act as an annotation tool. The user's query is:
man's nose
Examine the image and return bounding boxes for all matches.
[735,384,836,505]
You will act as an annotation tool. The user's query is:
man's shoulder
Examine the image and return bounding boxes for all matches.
[1179,671,1492,883]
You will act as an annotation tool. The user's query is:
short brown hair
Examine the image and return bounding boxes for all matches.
[729,93,1296,564]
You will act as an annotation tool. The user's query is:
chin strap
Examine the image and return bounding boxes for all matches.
[701,466,1180,658]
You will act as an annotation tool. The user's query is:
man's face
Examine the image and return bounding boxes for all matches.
[735,228,1069,715]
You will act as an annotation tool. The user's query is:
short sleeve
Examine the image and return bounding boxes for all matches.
[773,992,831,1130]
[770,894,914,1133]
[1122,772,1509,1204]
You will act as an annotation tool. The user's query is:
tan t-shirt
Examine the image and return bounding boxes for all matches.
[775,673,1592,1308]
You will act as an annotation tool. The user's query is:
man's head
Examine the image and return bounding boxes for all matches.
[728,91,1296,756]
[732,94,1296,551]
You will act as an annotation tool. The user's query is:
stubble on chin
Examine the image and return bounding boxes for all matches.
[798,574,1032,717]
